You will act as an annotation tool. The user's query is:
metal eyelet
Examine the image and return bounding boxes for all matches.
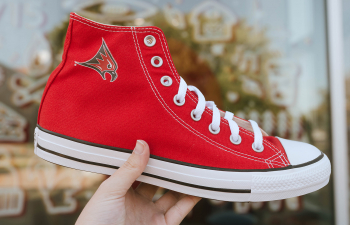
[160,76,172,86]
[230,135,242,145]
[252,143,264,152]
[144,35,156,47]
[209,124,220,134]
[191,110,201,121]
[151,56,163,67]
[173,95,185,106]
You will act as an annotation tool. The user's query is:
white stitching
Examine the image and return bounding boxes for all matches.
[267,151,284,164]
[131,28,270,165]
[71,14,228,122]
[131,28,284,160]
[70,18,133,32]
[137,30,283,157]
[278,155,284,165]
[134,31,281,156]
[131,28,286,167]
[268,152,282,160]
[71,15,287,162]
[66,19,280,159]
[269,152,287,166]
[70,15,287,167]
[72,15,285,167]
[271,155,284,165]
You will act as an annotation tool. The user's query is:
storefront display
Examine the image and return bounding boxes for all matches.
[0,1,334,224]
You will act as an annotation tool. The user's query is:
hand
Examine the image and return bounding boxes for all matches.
[76,140,201,225]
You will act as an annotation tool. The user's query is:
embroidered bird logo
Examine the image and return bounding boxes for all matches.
[75,38,118,82]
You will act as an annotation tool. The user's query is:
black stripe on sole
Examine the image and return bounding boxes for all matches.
[36,125,324,172]
[36,144,251,194]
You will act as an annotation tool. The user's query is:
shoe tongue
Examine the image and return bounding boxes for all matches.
[219,111,268,136]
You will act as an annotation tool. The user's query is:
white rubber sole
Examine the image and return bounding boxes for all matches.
[34,126,331,202]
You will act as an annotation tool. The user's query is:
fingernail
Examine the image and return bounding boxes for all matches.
[134,140,144,155]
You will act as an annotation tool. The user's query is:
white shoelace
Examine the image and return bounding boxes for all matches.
[175,77,264,152]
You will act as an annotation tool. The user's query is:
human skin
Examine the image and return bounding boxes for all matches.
[76,140,202,225]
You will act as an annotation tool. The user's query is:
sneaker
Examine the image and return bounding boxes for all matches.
[34,13,331,202]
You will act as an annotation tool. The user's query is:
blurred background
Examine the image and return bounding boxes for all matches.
[0,0,348,224]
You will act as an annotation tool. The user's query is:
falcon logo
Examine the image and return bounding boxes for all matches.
[75,38,118,82]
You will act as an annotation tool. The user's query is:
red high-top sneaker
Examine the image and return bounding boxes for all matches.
[34,13,331,202]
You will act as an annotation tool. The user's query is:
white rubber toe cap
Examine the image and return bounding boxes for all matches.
[277,137,322,166]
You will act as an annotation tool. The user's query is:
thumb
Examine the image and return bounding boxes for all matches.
[100,140,150,195]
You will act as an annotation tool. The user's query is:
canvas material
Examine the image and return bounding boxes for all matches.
[38,13,290,170]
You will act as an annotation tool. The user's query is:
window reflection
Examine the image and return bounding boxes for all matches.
[0,1,333,224]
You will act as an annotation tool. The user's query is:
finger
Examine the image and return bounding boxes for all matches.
[99,140,150,195]
[165,195,201,225]
[155,190,186,213]
[135,183,159,201]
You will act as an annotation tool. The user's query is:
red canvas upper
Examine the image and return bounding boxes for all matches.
[38,13,290,170]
